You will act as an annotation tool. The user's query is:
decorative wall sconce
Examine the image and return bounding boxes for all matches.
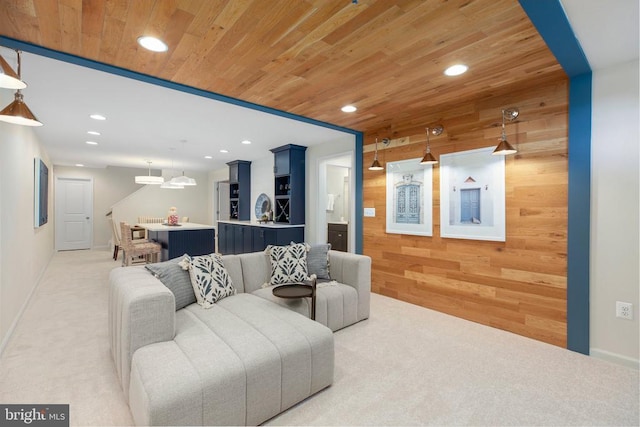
[492,107,519,156]
[420,125,444,165]
[369,138,389,170]
[0,49,42,127]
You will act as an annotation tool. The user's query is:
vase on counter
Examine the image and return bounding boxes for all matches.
[168,207,179,225]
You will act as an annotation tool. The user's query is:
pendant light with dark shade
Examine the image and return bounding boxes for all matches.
[0,53,26,89]
[0,49,42,127]
[492,108,519,156]
[420,125,443,165]
[369,138,384,170]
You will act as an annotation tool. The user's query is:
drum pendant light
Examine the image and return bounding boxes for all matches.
[135,161,164,185]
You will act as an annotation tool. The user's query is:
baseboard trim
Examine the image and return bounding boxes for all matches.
[0,251,55,357]
[591,348,640,370]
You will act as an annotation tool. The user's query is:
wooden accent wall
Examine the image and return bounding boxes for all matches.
[363,79,569,347]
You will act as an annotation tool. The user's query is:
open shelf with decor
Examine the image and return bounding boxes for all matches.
[227,160,251,221]
[270,144,306,225]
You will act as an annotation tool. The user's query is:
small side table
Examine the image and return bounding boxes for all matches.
[272,278,316,320]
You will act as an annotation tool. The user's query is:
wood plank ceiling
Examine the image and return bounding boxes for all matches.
[0,0,565,136]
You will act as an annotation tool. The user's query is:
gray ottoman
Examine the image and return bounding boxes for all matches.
[128,294,334,426]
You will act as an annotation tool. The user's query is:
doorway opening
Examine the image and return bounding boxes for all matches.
[317,152,354,252]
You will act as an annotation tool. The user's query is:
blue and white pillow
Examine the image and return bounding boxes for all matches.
[266,243,310,286]
[180,253,236,308]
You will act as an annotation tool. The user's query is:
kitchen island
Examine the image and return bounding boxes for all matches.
[140,222,215,261]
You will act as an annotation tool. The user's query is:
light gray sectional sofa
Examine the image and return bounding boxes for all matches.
[109,249,371,426]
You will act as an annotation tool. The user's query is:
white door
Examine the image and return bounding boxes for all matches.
[55,177,93,250]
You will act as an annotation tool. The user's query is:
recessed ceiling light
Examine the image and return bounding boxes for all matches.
[204,155,213,159]
[85,141,98,145]
[75,164,84,167]
[87,131,100,136]
[341,105,357,113]
[137,36,168,52]
[220,149,229,153]
[90,114,106,120]
[241,140,251,145]
[444,64,468,76]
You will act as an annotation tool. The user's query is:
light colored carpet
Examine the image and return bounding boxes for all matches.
[0,249,638,426]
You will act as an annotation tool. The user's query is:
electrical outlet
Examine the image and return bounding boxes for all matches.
[363,208,375,217]
[616,301,633,320]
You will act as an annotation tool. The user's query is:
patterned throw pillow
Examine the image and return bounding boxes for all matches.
[179,253,236,308]
[266,243,310,286]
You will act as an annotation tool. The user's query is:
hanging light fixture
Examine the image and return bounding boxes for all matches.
[369,138,384,170]
[420,125,443,165]
[135,161,164,185]
[169,141,197,186]
[492,107,519,156]
[0,50,42,127]
[170,172,197,186]
[161,153,184,189]
[160,180,184,189]
[0,51,26,89]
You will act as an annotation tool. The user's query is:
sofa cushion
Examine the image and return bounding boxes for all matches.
[128,293,334,426]
[236,251,272,294]
[307,243,331,280]
[266,243,310,285]
[145,255,195,310]
[180,254,236,308]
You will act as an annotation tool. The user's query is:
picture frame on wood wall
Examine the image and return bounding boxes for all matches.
[385,158,433,236]
[439,147,506,241]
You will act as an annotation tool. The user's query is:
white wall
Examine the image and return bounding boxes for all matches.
[590,59,640,368]
[111,170,211,230]
[251,154,276,220]
[54,165,151,248]
[0,90,55,352]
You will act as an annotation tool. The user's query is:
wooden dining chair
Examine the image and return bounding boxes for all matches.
[109,217,122,261]
[120,222,162,266]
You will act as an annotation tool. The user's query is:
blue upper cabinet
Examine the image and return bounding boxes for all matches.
[270,144,307,225]
[227,160,251,221]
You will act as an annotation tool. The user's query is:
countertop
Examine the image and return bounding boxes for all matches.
[138,222,215,232]
[217,219,304,229]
